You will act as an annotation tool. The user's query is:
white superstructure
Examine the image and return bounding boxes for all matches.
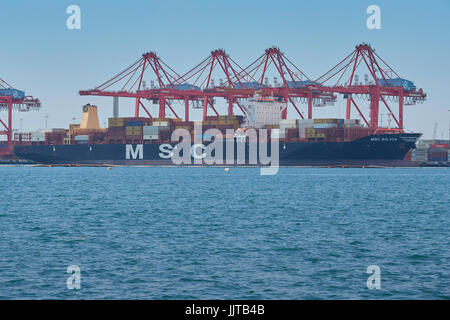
[242,95,287,128]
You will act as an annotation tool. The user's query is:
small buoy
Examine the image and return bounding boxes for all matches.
[224,167,230,172]
[107,167,112,170]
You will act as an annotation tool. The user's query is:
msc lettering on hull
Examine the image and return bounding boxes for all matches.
[126,144,143,160]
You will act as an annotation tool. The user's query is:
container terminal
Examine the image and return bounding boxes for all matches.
[3,43,447,167]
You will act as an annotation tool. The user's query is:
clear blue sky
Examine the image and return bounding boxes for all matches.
[0,0,449,138]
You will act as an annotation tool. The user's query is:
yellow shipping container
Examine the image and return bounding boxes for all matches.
[153,117,171,122]
[108,117,125,127]
[264,124,279,129]
[126,126,142,135]
[218,115,237,120]
[69,124,80,130]
[314,118,339,124]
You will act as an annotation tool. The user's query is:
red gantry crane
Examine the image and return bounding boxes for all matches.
[79,51,182,119]
[79,44,425,130]
[168,49,259,120]
[79,48,337,121]
[312,43,426,132]
[236,47,336,119]
[80,49,257,121]
[0,78,41,155]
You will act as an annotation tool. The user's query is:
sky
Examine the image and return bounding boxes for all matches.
[0,0,449,139]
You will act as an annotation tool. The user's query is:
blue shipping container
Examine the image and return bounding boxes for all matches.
[125,121,143,126]
[169,83,201,91]
[286,80,321,88]
[233,82,268,90]
[0,88,25,100]
[377,78,414,91]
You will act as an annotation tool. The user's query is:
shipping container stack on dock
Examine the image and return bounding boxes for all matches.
[412,140,449,166]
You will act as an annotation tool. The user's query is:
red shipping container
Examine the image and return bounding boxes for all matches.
[430,144,449,149]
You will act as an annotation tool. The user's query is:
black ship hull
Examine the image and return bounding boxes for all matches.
[13,133,421,167]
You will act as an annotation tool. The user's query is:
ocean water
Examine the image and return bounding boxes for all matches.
[0,166,448,300]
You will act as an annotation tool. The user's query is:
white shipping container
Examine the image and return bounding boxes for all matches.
[297,119,315,124]
[279,120,298,130]
[30,137,45,142]
[143,134,159,140]
[143,126,159,134]
[74,135,89,141]
[49,128,67,133]
[37,128,67,134]
[152,121,169,127]
[298,124,314,129]
[270,129,285,139]
[279,119,297,125]
[314,123,337,129]
[298,122,315,138]
[30,132,46,142]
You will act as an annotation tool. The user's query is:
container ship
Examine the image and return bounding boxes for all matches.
[3,44,430,166]
[13,99,422,167]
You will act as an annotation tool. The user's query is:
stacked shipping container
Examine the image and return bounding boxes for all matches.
[28,115,380,146]
[274,118,364,142]
[412,140,449,166]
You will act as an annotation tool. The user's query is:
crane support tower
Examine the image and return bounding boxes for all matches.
[0,78,41,155]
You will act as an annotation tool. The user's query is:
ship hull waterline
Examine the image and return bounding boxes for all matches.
[13,133,421,167]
